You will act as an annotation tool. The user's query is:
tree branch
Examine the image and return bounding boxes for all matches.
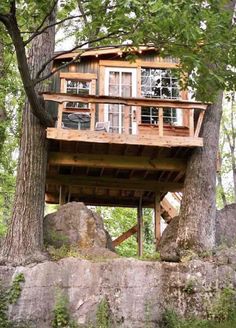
[24,14,84,46]
[10,0,16,16]
[77,0,88,25]
[25,0,58,42]
[33,31,129,84]
[2,14,53,126]
[0,14,9,25]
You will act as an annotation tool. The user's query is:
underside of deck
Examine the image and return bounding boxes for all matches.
[46,136,192,208]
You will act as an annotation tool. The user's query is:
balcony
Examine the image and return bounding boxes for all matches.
[43,92,207,148]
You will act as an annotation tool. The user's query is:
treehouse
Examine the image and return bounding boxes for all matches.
[42,46,208,254]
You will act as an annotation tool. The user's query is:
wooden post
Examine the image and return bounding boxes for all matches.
[57,78,66,129]
[194,110,205,137]
[90,79,96,131]
[137,197,143,257]
[90,105,96,131]
[189,108,194,137]
[59,185,66,206]
[154,192,161,250]
[159,108,163,136]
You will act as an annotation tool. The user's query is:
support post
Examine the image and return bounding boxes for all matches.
[137,196,143,257]
[154,192,161,250]
[59,185,66,206]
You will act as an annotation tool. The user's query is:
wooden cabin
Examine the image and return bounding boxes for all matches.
[42,47,207,253]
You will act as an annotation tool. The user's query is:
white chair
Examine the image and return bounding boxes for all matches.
[95,121,110,132]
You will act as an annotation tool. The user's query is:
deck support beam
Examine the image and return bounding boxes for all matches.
[48,152,187,172]
[137,197,143,257]
[47,175,183,193]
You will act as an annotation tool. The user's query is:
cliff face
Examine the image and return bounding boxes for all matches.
[1,254,236,328]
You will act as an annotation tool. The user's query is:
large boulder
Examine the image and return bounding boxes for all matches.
[159,216,180,262]
[44,202,114,251]
[216,203,236,247]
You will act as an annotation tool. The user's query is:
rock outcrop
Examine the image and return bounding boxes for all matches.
[216,203,236,247]
[44,202,114,251]
[159,203,236,261]
[0,253,236,328]
[159,216,180,262]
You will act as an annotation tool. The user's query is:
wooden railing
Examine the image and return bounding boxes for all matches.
[42,92,208,138]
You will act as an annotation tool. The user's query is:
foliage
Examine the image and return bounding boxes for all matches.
[139,251,161,261]
[216,93,236,208]
[0,273,25,328]
[183,278,197,295]
[52,289,77,328]
[45,229,69,247]
[0,25,23,237]
[207,287,236,322]
[8,273,25,305]
[95,299,111,328]
[96,207,155,257]
[47,245,81,261]
[0,284,10,328]
[162,287,236,328]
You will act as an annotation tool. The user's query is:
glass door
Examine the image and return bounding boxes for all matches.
[105,68,137,134]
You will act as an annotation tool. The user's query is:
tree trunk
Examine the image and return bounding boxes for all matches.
[176,92,223,255]
[0,12,55,265]
[0,30,7,150]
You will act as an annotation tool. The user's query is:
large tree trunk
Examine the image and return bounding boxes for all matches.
[176,92,223,255]
[0,30,7,148]
[0,13,55,265]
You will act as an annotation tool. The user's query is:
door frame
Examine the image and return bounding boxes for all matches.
[104,67,137,134]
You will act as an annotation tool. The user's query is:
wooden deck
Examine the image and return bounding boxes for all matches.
[43,92,207,207]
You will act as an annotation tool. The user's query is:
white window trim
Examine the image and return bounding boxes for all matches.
[104,67,137,134]
[64,79,91,110]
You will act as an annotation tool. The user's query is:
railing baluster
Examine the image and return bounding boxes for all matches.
[159,107,163,137]
[90,105,95,131]
[57,78,65,129]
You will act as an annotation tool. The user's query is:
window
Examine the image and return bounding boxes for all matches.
[141,107,177,124]
[65,79,90,109]
[141,107,158,124]
[141,68,179,99]
[141,68,180,125]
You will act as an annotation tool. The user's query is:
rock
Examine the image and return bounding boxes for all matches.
[44,202,114,251]
[79,246,119,260]
[1,256,236,327]
[159,216,180,262]
[213,247,236,268]
[216,203,236,247]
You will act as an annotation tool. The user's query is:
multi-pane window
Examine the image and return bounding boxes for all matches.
[141,107,159,124]
[62,79,91,130]
[141,107,177,124]
[141,68,179,99]
[141,68,180,124]
[65,80,90,109]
